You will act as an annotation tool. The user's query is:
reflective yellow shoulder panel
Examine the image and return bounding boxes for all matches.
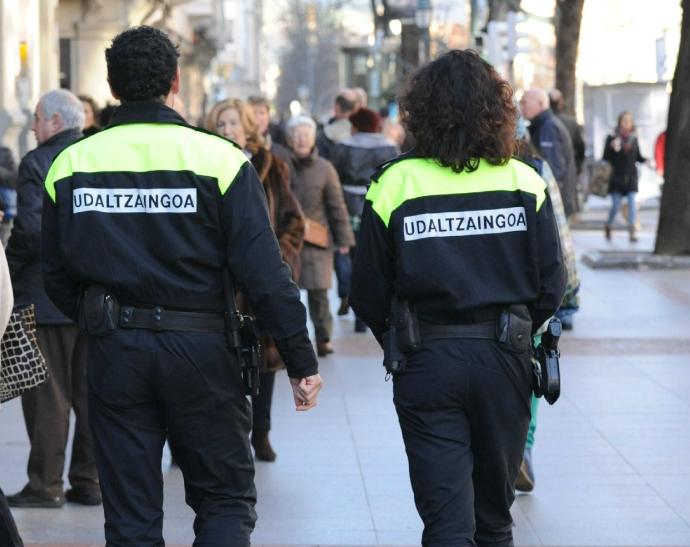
[366,158,546,227]
[45,124,248,202]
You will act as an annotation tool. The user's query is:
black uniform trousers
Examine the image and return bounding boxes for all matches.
[21,324,98,496]
[393,338,532,547]
[87,328,256,547]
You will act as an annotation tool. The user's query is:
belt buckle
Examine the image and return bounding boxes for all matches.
[152,306,165,331]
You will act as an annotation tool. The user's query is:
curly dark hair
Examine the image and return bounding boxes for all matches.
[105,26,180,102]
[398,49,517,173]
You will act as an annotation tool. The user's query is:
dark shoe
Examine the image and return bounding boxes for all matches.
[337,297,349,316]
[515,448,535,493]
[354,318,367,333]
[65,488,102,506]
[252,430,277,462]
[604,224,611,241]
[317,340,334,357]
[560,317,573,331]
[7,487,65,508]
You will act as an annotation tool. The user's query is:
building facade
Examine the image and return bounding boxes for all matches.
[0,0,227,156]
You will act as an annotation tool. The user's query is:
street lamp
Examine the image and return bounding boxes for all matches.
[415,0,432,64]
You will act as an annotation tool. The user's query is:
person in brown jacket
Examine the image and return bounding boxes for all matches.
[206,98,305,461]
[286,116,355,357]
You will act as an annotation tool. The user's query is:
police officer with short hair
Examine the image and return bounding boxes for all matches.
[350,50,566,547]
[41,26,322,546]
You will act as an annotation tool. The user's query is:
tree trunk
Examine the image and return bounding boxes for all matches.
[554,0,585,116]
[655,0,690,255]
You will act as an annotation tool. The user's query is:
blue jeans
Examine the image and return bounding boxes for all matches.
[334,251,352,299]
[607,192,636,228]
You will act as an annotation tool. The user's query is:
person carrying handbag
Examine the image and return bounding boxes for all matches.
[0,246,24,547]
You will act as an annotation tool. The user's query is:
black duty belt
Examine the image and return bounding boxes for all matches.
[419,321,496,341]
[119,306,225,333]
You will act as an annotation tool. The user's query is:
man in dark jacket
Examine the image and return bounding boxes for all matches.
[315,89,358,161]
[549,89,585,176]
[331,108,398,328]
[5,89,100,508]
[521,89,579,218]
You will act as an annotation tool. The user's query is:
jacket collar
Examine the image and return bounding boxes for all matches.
[40,128,82,148]
[107,100,189,128]
[530,108,553,129]
[341,132,397,149]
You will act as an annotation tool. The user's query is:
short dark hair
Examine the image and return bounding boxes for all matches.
[398,49,517,173]
[247,95,270,109]
[105,26,180,102]
[335,93,356,115]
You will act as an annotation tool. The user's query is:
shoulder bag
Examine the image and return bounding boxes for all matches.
[0,304,49,403]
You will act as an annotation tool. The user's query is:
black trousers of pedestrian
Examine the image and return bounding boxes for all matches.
[87,329,256,547]
[0,487,23,546]
[20,324,98,496]
[393,338,532,547]
[252,370,276,432]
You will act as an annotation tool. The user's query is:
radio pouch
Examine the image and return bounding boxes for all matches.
[79,285,119,337]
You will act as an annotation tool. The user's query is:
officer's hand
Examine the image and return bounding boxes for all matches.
[289,374,323,411]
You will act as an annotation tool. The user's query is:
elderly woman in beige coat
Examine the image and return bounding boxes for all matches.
[286,116,355,357]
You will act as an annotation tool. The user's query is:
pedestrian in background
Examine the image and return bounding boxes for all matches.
[351,50,566,546]
[0,145,17,247]
[603,111,647,242]
[316,89,358,161]
[520,88,579,219]
[206,97,305,462]
[287,116,354,357]
[331,107,398,327]
[78,95,101,137]
[0,246,24,546]
[514,125,580,493]
[41,27,321,545]
[549,89,585,177]
[248,95,291,162]
[5,89,99,509]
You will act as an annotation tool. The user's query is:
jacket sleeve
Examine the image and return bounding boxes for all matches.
[350,199,395,345]
[273,159,305,279]
[6,155,44,280]
[221,162,318,378]
[0,147,17,188]
[41,190,81,321]
[635,139,646,163]
[603,135,615,162]
[529,192,567,332]
[322,161,355,247]
[538,121,567,183]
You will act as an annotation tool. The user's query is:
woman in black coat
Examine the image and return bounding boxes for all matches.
[603,111,647,242]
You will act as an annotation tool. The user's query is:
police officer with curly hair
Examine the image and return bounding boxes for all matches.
[351,50,566,547]
[41,26,322,546]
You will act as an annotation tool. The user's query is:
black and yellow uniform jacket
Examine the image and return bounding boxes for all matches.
[41,101,317,378]
[350,153,567,342]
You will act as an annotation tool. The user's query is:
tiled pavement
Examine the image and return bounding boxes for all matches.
[6,209,690,546]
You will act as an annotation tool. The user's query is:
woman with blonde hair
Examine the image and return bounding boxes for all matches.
[205,98,305,461]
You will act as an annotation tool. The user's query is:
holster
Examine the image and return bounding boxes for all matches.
[532,317,562,405]
[382,296,421,376]
[79,285,119,337]
[496,305,532,353]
